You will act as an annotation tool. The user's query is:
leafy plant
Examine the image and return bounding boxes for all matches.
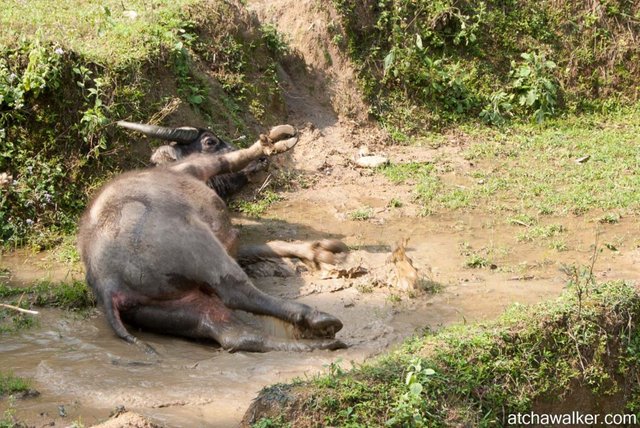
[0,372,31,397]
[479,90,514,126]
[510,52,559,123]
[386,358,436,427]
[232,190,282,217]
[261,24,289,57]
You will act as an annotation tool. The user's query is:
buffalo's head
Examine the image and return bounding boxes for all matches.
[117,121,237,165]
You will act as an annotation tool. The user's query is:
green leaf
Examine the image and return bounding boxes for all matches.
[409,382,423,396]
[526,89,537,106]
[383,50,395,74]
[424,368,436,376]
[405,371,415,385]
[188,94,204,105]
[416,34,423,50]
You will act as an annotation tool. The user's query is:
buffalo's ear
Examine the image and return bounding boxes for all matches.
[150,145,182,165]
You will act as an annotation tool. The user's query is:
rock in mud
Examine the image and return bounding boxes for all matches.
[11,389,40,400]
[355,155,389,168]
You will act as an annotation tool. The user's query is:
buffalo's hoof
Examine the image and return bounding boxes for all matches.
[313,239,349,265]
[304,311,343,337]
[268,124,296,141]
[271,136,298,153]
[261,124,298,154]
[319,338,348,350]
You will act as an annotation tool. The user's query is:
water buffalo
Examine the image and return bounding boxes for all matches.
[78,124,347,353]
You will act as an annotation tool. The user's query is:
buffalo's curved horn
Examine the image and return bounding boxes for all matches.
[117,121,200,144]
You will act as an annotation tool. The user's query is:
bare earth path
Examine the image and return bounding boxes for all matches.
[2,0,640,426]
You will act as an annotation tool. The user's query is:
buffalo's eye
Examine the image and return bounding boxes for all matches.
[201,136,222,151]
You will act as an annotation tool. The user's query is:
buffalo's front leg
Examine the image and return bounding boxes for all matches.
[122,292,345,352]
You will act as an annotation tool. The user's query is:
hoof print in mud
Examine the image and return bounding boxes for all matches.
[79,122,347,353]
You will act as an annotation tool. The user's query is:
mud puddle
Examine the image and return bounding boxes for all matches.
[4,194,638,426]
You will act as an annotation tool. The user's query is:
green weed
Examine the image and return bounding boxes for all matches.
[388,198,403,208]
[0,372,31,397]
[348,207,373,221]
[232,190,282,217]
[517,224,566,243]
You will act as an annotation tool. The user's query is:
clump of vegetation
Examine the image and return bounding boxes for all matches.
[348,207,374,221]
[0,372,31,397]
[0,280,94,333]
[246,279,640,426]
[332,0,640,134]
[0,280,94,310]
[232,190,282,217]
[0,0,288,249]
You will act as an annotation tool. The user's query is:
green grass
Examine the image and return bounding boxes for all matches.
[0,280,94,333]
[0,372,31,397]
[0,280,94,310]
[462,110,640,215]
[232,190,282,217]
[379,109,640,217]
[0,0,198,66]
[348,207,374,221]
[248,279,640,427]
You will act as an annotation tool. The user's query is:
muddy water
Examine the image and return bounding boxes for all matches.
[3,195,639,426]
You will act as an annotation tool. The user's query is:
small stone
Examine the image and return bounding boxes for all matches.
[355,155,389,168]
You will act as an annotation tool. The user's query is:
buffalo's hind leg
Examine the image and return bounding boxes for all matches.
[237,239,349,268]
[122,292,345,352]
[89,276,158,355]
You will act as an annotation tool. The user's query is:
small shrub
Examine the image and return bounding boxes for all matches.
[479,90,514,126]
[510,52,559,123]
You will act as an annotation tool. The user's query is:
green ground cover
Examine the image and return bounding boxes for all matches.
[380,108,640,217]
[249,279,640,427]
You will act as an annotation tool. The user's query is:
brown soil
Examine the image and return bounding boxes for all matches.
[2,0,640,427]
